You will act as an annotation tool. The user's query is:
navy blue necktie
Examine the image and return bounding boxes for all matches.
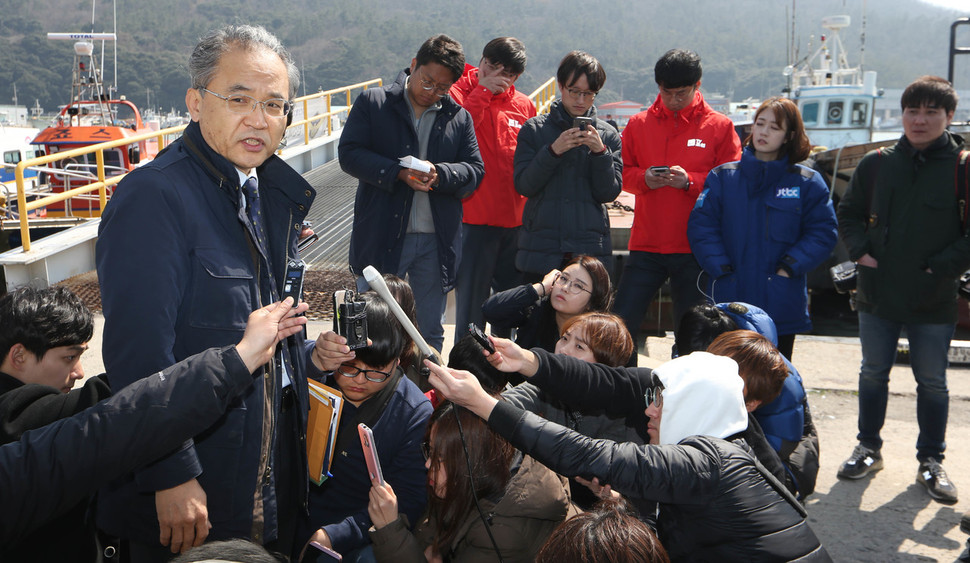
[242,176,269,260]
[242,176,295,389]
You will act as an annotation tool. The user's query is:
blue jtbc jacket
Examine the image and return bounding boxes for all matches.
[688,148,837,335]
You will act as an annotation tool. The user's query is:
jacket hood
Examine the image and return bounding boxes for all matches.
[490,454,569,519]
[716,302,780,346]
[898,130,965,159]
[450,453,569,547]
[738,146,793,193]
[454,64,518,103]
[549,99,597,129]
[391,68,462,116]
[653,352,749,445]
[647,89,706,123]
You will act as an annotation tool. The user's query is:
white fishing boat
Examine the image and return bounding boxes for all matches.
[784,15,888,150]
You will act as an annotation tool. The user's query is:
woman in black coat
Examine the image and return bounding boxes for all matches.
[426,342,831,562]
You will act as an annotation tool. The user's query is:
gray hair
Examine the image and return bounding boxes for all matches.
[188,24,300,99]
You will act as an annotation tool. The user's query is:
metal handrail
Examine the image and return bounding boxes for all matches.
[11,125,185,251]
[7,79,384,252]
[528,77,558,115]
[291,79,383,144]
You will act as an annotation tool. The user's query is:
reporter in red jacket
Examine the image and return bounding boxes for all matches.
[614,49,742,354]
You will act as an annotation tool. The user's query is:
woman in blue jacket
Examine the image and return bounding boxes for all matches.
[687,97,837,359]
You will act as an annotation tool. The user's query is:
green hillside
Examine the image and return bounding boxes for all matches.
[0,0,966,114]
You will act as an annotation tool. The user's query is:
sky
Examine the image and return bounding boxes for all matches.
[919,0,969,11]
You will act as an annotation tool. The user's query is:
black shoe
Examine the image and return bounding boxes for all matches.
[916,457,958,504]
[962,508,970,535]
[838,444,884,479]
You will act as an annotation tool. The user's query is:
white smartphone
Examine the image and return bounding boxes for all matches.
[358,423,384,485]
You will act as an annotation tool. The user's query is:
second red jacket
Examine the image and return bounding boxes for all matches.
[450,65,537,228]
[621,91,741,254]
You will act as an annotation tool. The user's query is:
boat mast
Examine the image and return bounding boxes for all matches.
[48,33,117,126]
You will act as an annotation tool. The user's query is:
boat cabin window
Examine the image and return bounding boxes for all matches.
[826,101,844,125]
[851,101,869,126]
[802,102,819,126]
[3,150,22,165]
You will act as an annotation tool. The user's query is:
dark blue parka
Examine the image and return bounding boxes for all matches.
[96,120,315,545]
[339,69,484,291]
[688,148,837,335]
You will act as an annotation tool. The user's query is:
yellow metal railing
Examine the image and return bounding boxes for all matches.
[6,79,384,252]
[291,79,382,145]
[11,125,184,251]
[528,78,558,115]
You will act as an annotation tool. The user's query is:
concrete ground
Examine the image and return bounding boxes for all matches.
[79,318,970,561]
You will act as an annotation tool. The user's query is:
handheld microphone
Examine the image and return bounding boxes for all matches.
[362,266,441,365]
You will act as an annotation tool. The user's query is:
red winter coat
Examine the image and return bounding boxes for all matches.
[621,91,741,254]
[450,65,537,228]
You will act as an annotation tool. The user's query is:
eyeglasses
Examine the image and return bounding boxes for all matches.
[553,272,592,295]
[413,69,452,97]
[659,85,696,101]
[336,364,393,383]
[644,384,664,410]
[420,440,434,461]
[563,86,597,100]
[201,88,292,118]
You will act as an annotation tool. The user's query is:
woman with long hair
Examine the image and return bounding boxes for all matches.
[366,402,573,562]
[687,96,838,360]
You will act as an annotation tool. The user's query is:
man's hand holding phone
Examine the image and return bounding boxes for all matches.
[645,164,689,190]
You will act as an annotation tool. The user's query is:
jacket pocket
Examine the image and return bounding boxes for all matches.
[855,264,878,308]
[188,247,254,330]
[911,269,959,313]
[766,197,802,244]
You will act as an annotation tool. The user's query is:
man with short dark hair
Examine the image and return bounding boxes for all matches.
[614,49,741,357]
[0,285,110,561]
[837,75,967,505]
[450,37,536,343]
[340,34,484,353]
[97,24,315,560]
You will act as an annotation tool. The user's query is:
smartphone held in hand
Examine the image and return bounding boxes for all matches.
[358,423,384,485]
[573,116,593,131]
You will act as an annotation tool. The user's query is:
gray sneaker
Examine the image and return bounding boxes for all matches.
[961,507,970,535]
[838,444,884,480]
[917,457,958,504]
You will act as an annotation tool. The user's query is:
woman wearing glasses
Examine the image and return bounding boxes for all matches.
[482,255,613,354]
[512,51,623,281]
[300,293,433,562]
[426,344,830,561]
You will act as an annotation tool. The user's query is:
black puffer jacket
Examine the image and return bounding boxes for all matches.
[481,282,559,352]
[493,350,830,562]
[513,101,622,275]
[489,401,829,562]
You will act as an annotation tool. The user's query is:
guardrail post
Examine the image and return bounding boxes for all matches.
[14,163,31,252]
[96,149,107,214]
